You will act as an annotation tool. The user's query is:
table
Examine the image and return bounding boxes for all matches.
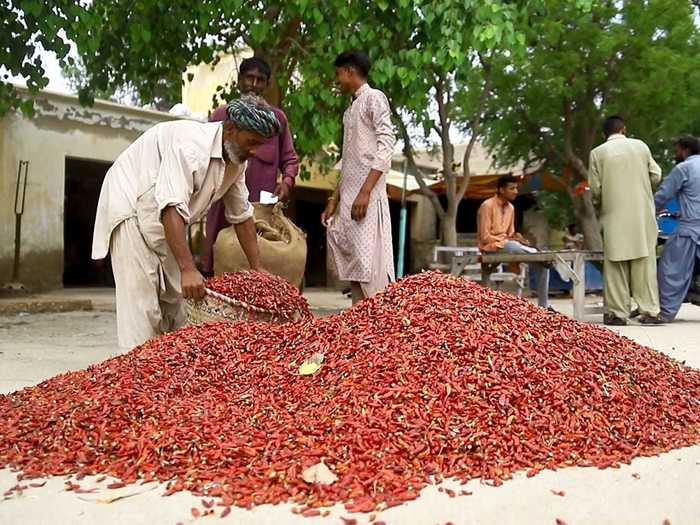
[448,250,604,321]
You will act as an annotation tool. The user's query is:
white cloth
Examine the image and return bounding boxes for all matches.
[327,83,396,295]
[110,218,185,351]
[92,120,252,260]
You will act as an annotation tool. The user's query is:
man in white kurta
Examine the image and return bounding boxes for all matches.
[588,115,662,325]
[92,96,280,350]
[323,50,396,304]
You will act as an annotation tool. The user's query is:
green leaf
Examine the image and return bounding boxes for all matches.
[22,0,42,17]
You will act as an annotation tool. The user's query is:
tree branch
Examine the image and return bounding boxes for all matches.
[562,97,588,180]
[517,109,565,166]
[434,74,453,179]
[392,107,446,220]
[457,57,493,201]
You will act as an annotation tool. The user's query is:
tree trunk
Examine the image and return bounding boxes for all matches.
[573,191,603,251]
[441,211,458,246]
[252,48,283,107]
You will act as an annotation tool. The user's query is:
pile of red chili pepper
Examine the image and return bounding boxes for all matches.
[1,272,699,517]
[206,270,311,318]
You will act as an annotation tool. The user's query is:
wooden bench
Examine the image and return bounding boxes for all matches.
[433,248,605,321]
[430,246,527,295]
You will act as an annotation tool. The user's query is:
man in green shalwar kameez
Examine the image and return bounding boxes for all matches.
[589,116,664,325]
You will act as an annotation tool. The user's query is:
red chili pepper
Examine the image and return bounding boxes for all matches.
[205,271,311,319]
[0,271,697,522]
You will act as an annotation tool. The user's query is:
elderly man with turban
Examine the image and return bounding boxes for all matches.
[92,95,280,351]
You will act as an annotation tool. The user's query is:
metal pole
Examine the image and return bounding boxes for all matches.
[12,161,29,282]
[397,160,408,278]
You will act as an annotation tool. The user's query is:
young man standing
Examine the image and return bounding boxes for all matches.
[322,50,396,304]
[588,115,663,325]
[654,135,700,322]
[201,57,299,275]
[477,175,550,308]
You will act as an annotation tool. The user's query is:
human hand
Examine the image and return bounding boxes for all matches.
[274,181,291,202]
[351,190,370,221]
[181,268,206,300]
[514,233,530,246]
[321,199,338,227]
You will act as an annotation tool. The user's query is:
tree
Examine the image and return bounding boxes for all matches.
[65,0,581,245]
[294,0,536,245]
[484,0,700,249]
[0,0,80,115]
[46,0,347,170]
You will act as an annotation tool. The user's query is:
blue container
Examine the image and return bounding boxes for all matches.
[657,197,680,237]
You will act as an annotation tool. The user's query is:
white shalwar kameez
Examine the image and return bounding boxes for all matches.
[327,83,396,299]
[92,120,252,351]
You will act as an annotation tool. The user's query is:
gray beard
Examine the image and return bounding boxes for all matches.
[224,141,247,163]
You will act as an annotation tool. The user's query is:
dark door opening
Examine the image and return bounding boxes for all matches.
[64,157,114,287]
[287,187,329,287]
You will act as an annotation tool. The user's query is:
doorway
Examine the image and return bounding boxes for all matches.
[63,157,114,287]
[287,187,329,287]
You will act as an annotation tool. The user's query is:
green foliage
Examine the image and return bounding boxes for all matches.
[0,0,80,115]
[481,0,700,249]
[484,0,700,176]
[39,0,534,192]
[6,0,698,244]
[536,190,576,231]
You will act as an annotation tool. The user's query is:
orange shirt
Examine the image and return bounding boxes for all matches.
[477,195,515,252]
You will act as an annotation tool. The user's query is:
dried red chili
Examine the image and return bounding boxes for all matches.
[0,272,698,521]
[206,271,311,319]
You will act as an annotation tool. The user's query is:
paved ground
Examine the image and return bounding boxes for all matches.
[1,288,699,525]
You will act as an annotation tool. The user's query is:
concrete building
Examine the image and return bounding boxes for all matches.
[0,87,174,291]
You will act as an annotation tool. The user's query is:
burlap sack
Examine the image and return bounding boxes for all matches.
[213,203,307,288]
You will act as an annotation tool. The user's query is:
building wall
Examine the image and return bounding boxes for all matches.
[0,90,174,291]
[182,51,252,114]
[408,194,439,273]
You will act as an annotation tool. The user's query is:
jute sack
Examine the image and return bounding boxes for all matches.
[213,203,307,288]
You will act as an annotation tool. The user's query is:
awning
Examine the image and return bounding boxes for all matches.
[385,169,441,200]
[385,171,539,201]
